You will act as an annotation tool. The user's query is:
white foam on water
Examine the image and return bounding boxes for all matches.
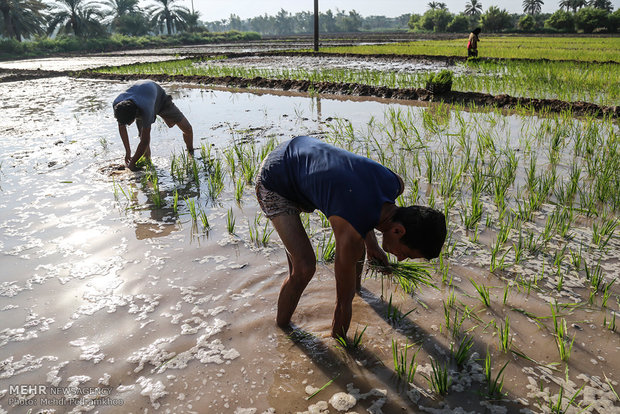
[137,376,168,409]
[0,354,58,379]
[69,337,105,364]
[127,336,179,373]
[46,361,69,386]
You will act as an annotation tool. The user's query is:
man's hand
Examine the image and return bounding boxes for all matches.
[364,231,390,271]
[124,153,132,166]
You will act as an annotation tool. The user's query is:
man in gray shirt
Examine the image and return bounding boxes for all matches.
[113,80,193,170]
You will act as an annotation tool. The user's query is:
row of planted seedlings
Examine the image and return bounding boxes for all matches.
[112,131,280,246]
[96,57,619,106]
[323,104,619,410]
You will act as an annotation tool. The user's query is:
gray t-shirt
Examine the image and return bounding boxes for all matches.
[113,80,168,127]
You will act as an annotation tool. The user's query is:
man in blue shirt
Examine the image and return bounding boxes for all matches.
[256,136,446,340]
[113,80,193,170]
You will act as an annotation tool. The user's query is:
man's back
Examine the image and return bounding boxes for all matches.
[112,80,167,127]
[261,136,401,236]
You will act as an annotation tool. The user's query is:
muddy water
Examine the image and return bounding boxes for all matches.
[197,55,453,74]
[1,77,618,414]
[0,55,186,72]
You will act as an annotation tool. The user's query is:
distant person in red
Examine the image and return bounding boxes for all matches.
[256,136,447,339]
[113,80,193,171]
[467,28,481,58]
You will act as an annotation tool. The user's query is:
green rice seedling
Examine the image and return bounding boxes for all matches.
[553,245,567,268]
[592,217,618,249]
[200,143,213,169]
[443,302,465,339]
[584,260,604,293]
[497,317,513,353]
[318,232,336,263]
[206,158,225,200]
[484,350,508,399]
[503,284,511,305]
[184,196,197,223]
[317,211,331,228]
[305,374,341,401]
[603,311,616,332]
[150,174,163,208]
[392,339,419,383]
[439,252,451,285]
[512,229,525,265]
[451,335,473,367]
[234,177,244,204]
[602,279,615,307]
[551,306,575,362]
[386,294,416,325]
[198,207,210,232]
[547,384,587,414]
[226,207,235,234]
[569,246,583,271]
[471,279,491,307]
[556,267,564,293]
[248,213,274,247]
[172,189,179,213]
[369,261,435,295]
[335,325,367,350]
[461,191,483,230]
[191,156,200,185]
[425,358,451,395]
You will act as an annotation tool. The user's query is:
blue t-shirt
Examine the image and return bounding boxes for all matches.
[112,80,168,127]
[261,136,401,237]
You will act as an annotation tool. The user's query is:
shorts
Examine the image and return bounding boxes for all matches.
[255,142,312,219]
[158,96,185,127]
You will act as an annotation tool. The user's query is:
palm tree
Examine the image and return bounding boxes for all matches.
[147,0,190,35]
[1,0,47,40]
[185,10,201,32]
[465,0,483,15]
[428,2,440,9]
[47,0,105,37]
[104,0,139,18]
[569,0,587,12]
[523,0,544,15]
[588,0,612,11]
[558,0,572,10]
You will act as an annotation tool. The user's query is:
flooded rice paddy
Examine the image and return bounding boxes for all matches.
[0,63,619,414]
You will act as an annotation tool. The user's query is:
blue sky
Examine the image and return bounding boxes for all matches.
[183,0,620,21]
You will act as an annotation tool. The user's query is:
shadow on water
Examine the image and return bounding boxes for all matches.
[281,323,419,412]
[358,286,528,412]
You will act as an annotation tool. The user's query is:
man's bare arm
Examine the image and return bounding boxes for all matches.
[127,126,151,170]
[329,216,364,339]
[118,124,131,165]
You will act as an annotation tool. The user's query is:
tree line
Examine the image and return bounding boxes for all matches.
[1,0,618,43]
[210,2,619,35]
[0,0,201,41]
[409,0,618,33]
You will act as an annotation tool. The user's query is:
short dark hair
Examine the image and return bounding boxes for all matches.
[393,205,447,260]
[113,100,137,125]
[472,27,481,35]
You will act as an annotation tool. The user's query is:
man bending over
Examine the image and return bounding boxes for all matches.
[255,136,446,339]
[112,80,193,170]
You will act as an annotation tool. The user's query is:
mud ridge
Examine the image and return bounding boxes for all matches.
[74,71,619,119]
